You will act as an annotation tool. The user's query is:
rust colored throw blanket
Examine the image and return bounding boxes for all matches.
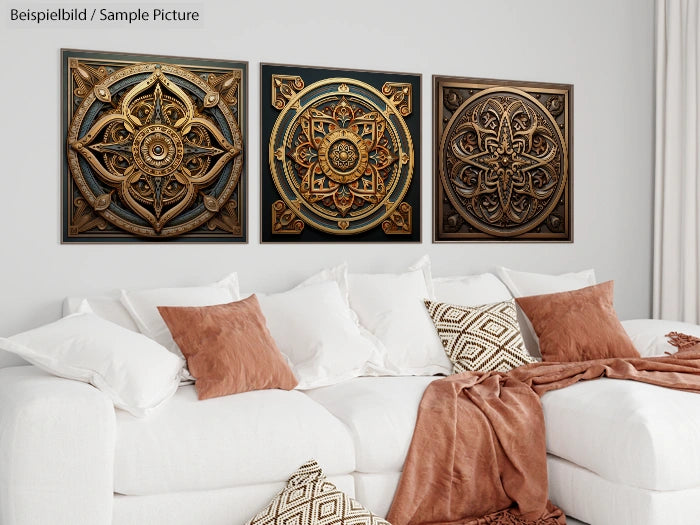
[387,340,700,525]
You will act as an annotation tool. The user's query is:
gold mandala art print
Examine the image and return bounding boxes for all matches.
[62,50,247,242]
[435,76,572,241]
[262,65,420,242]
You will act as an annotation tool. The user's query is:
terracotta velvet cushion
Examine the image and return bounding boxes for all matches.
[158,295,297,399]
[515,281,639,362]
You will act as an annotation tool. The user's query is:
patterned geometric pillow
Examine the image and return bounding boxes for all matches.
[246,460,390,525]
[424,299,535,373]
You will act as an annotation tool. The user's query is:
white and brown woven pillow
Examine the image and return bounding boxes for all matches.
[246,459,389,525]
[424,299,535,373]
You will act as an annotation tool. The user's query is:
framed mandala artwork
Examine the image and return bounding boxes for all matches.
[62,49,247,242]
[434,76,572,242]
[261,63,421,243]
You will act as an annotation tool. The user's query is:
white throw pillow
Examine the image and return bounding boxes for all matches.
[297,262,352,307]
[495,267,596,297]
[432,273,513,306]
[0,308,183,417]
[0,349,28,369]
[348,268,450,376]
[120,273,240,368]
[257,279,382,389]
[63,294,140,332]
[495,267,597,358]
[622,319,700,357]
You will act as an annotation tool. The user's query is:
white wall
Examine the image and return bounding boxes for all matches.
[0,0,655,335]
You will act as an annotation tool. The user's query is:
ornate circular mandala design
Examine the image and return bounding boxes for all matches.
[66,63,243,237]
[440,87,568,237]
[269,78,413,234]
[133,126,184,175]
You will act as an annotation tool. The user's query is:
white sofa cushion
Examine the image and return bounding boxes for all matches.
[112,475,356,525]
[353,473,402,520]
[542,377,700,491]
[305,376,439,473]
[548,455,700,525]
[114,385,355,495]
[622,319,700,357]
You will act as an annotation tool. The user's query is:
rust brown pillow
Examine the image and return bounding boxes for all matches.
[515,281,639,362]
[158,295,297,400]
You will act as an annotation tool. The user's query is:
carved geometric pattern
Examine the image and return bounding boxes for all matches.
[381,202,412,234]
[271,74,305,110]
[381,82,412,117]
[435,76,572,241]
[272,200,305,234]
[62,50,247,242]
[246,460,390,525]
[424,299,535,373]
[262,64,420,243]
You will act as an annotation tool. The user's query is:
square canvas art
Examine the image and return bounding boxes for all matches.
[434,75,572,242]
[62,49,247,242]
[261,63,421,243]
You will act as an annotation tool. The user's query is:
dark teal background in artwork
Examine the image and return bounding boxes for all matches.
[261,63,421,243]
[61,49,248,243]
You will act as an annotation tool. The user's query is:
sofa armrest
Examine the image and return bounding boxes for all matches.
[0,366,115,525]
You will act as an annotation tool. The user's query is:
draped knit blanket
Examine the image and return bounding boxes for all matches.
[386,335,700,525]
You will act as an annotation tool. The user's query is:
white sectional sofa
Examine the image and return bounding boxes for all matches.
[4,337,700,525]
[2,267,700,525]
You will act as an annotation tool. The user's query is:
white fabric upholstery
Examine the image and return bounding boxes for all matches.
[305,376,438,473]
[542,378,700,491]
[353,472,402,519]
[622,318,700,357]
[114,384,355,495]
[548,454,700,525]
[0,366,115,525]
[112,475,355,525]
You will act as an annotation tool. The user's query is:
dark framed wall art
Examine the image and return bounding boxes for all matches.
[261,63,421,243]
[434,75,572,242]
[62,49,248,243]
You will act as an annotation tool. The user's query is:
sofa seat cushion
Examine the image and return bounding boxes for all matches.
[305,376,439,473]
[542,377,700,491]
[114,385,355,495]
